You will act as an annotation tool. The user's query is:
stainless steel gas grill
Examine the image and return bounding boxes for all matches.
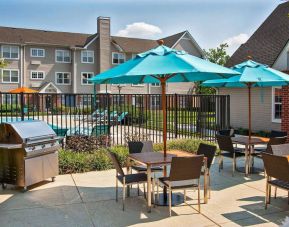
[0,120,60,191]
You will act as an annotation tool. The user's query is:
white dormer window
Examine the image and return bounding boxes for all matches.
[31,48,45,57]
[151,83,160,87]
[2,45,19,59]
[112,52,125,64]
[55,50,71,63]
[81,50,94,63]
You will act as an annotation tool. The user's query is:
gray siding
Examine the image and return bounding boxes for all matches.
[219,87,281,132]
[0,44,21,92]
[25,45,73,93]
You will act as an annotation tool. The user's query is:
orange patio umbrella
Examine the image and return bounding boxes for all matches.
[9,87,38,93]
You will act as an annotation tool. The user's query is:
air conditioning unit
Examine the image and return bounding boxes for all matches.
[31,82,42,88]
[31,60,41,65]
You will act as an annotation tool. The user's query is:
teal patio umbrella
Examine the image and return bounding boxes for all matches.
[90,41,239,156]
[203,59,289,140]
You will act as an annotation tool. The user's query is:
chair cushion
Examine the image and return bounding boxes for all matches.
[132,165,163,172]
[268,179,289,190]
[158,177,198,189]
[117,173,147,184]
[221,152,245,158]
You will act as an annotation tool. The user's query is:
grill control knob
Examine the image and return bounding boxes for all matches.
[42,145,45,148]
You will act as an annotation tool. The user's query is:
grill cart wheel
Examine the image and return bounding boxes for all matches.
[22,187,28,193]
[51,177,56,182]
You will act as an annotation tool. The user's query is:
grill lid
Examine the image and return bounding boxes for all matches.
[6,120,56,140]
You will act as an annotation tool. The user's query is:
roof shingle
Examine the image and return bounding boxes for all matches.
[226,2,289,67]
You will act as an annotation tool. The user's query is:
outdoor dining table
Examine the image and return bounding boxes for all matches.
[231,135,269,176]
[127,150,208,212]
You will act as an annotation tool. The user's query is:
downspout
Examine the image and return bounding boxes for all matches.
[72,48,77,93]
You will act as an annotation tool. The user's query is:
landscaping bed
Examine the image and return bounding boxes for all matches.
[59,137,217,174]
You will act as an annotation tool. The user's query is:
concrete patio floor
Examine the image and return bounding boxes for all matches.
[0,157,288,227]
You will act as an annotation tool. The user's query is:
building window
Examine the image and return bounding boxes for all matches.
[31,48,45,57]
[55,72,71,85]
[81,50,94,63]
[55,50,71,63]
[272,87,282,123]
[132,96,143,107]
[151,95,161,108]
[2,45,19,59]
[112,52,125,64]
[31,71,45,80]
[151,83,160,87]
[2,69,19,83]
[81,72,94,85]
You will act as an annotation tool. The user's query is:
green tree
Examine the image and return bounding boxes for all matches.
[0,58,7,69]
[193,43,230,94]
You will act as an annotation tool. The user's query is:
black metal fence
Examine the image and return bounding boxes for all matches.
[0,92,230,144]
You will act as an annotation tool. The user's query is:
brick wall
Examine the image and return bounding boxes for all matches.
[281,85,289,139]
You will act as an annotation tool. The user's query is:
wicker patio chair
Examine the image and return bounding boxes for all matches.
[216,134,245,176]
[128,141,163,172]
[270,143,289,199]
[218,129,235,137]
[128,141,163,196]
[262,153,289,209]
[271,143,289,156]
[255,137,287,154]
[270,130,288,138]
[197,143,217,199]
[156,155,204,216]
[108,151,152,211]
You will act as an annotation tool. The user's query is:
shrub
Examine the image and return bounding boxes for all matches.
[153,138,218,153]
[66,135,110,152]
[58,138,218,174]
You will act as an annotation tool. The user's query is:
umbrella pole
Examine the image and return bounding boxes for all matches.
[247,83,252,140]
[161,79,167,158]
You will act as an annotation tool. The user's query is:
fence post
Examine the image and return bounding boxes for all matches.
[107,93,111,142]
[174,93,178,138]
[20,92,25,121]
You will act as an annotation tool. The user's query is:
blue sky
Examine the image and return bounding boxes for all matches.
[0,0,282,54]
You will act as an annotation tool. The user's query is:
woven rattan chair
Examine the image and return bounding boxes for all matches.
[262,153,289,209]
[270,143,289,199]
[157,155,204,216]
[270,130,288,138]
[216,134,245,176]
[255,137,287,154]
[128,141,162,196]
[108,151,151,211]
[271,143,289,156]
[218,129,235,137]
[197,143,216,199]
[128,141,163,172]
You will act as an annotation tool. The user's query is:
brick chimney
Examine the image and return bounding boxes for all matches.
[97,16,111,73]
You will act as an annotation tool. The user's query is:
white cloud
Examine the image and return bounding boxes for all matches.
[116,22,162,39]
[223,33,249,55]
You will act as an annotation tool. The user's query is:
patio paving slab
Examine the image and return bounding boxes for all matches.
[0,203,94,227]
[0,174,81,211]
[0,157,288,227]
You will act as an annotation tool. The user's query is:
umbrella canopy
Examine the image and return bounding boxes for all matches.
[202,59,289,139]
[90,43,239,158]
[90,44,239,84]
[9,87,38,93]
[203,60,289,88]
